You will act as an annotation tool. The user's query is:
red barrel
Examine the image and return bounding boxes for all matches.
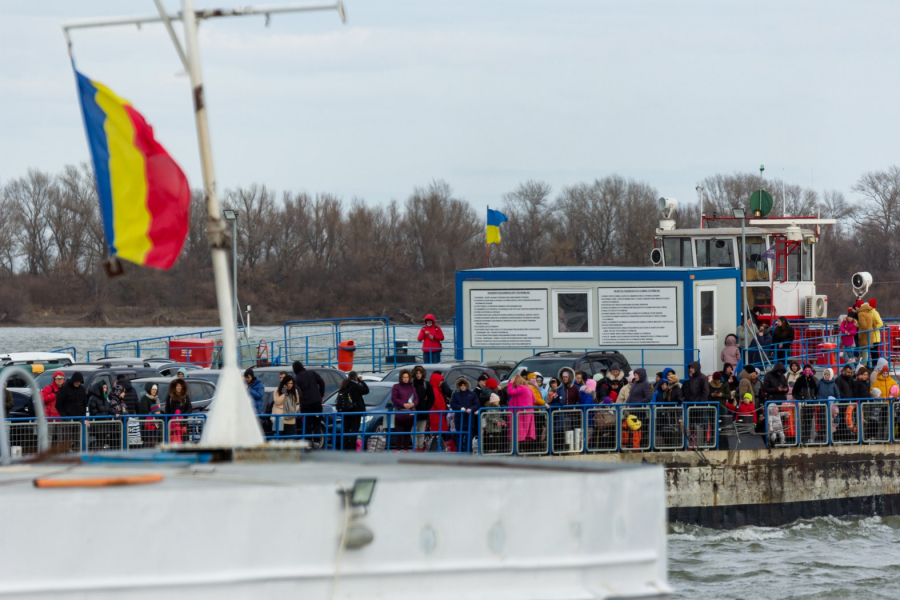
[337,340,356,372]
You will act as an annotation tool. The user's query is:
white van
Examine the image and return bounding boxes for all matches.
[0,352,75,367]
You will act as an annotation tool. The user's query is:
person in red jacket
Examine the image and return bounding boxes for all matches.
[417,314,445,364]
[727,392,757,424]
[40,371,64,418]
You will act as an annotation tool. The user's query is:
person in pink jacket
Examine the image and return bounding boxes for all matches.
[417,314,445,364]
[721,334,741,370]
[839,312,858,362]
[507,374,536,449]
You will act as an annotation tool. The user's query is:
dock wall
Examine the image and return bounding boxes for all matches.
[554,446,900,528]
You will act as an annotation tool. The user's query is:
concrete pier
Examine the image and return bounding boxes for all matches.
[555,446,900,528]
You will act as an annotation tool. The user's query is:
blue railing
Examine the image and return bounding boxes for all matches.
[47,346,77,361]
[477,402,720,455]
[744,326,893,372]
[97,326,246,362]
[6,414,206,453]
[282,316,389,346]
[261,409,473,452]
[764,398,897,447]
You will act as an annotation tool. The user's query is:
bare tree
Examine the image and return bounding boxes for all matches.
[499,180,554,266]
[6,170,55,275]
[224,184,276,270]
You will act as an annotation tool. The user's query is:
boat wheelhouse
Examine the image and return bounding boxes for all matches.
[653,216,827,323]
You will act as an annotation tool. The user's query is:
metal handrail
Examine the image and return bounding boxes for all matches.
[0,366,48,463]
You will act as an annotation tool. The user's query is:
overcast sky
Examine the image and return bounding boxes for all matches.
[1,0,897,213]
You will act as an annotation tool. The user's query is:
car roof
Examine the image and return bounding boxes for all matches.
[387,363,481,372]
[0,352,74,364]
[360,381,394,388]
[525,351,626,359]
[88,357,153,365]
[252,365,344,371]
[132,376,212,383]
[52,365,102,373]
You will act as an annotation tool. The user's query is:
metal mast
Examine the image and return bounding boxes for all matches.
[62,1,346,447]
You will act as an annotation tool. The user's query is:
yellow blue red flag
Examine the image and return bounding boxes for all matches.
[486,208,508,245]
[74,68,190,269]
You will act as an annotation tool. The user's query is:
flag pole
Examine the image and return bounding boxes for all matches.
[486,205,490,268]
[60,0,346,447]
[180,0,262,447]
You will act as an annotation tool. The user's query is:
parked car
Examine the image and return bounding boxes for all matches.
[0,364,49,388]
[29,364,160,396]
[131,376,218,412]
[381,362,499,388]
[155,363,204,377]
[190,366,347,411]
[8,364,162,417]
[506,350,632,382]
[487,361,517,382]
[7,389,35,419]
[88,358,157,366]
[0,353,75,387]
[0,352,74,367]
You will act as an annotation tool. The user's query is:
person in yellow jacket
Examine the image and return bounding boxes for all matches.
[857,299,884,367]
[526,373,546,407]
[870,358,896,399]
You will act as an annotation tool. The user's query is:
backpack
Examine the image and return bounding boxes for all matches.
[335,389,354,413]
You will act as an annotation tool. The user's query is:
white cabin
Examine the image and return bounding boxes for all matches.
[653,223,825,322]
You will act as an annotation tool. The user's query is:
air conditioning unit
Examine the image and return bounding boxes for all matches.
[805,295,828,318]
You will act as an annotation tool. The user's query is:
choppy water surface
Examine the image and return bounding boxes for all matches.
[670,516,900,599]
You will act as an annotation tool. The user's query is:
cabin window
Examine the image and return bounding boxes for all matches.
[802,242,812,281]
[776,242,812,282]
[786,249,801,281]
[663,237,693,267]
[552,290,593,338]
[696,239,734,268]
[745,286,772,313]
[738,236,769,282]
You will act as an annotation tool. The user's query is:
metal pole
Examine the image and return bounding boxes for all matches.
[62,2,345,31]
[782,168,786,217]
[181,0,262,446]
[741,216,749,361]
[696,186,704,228]
[232,216,238,329]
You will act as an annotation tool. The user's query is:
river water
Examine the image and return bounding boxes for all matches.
[2,327,895,598]
[0,326,285,359]
[669,516,900,599]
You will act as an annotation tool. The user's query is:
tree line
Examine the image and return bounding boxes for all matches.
[0,164,897,325]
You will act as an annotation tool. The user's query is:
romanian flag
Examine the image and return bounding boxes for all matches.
[486,208,508,245]
[74,68,190,269]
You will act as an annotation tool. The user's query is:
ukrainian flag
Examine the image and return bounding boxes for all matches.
[74,68,190,270]
[486,208,508,245]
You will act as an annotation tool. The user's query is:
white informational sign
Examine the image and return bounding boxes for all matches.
[598,287,678,346]
[470,289,548,347]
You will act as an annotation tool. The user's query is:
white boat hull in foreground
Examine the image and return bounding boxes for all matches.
[0,452,669,599]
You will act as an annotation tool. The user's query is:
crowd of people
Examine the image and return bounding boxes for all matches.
[37,370,194,421]
[371,361,724,452]
[15,302,895,453]
[742,299,886,369]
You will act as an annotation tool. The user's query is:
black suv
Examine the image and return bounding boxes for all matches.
[506,351,632,382]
